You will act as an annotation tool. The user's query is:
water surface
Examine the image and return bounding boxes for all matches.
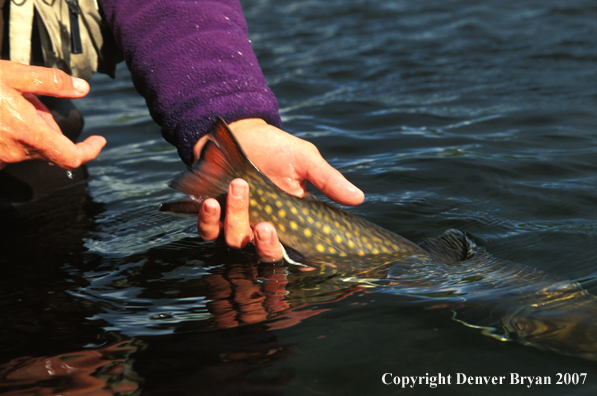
[1,0,596,394]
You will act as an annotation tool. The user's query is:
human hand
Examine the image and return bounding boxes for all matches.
[193,118,364,261]
[0,60,106,170]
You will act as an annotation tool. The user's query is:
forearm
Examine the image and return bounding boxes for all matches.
[99,0,281,165]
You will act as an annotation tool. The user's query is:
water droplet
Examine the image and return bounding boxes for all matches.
[254,278,266,285]
[66,170,75,179]
[150,313,173,320]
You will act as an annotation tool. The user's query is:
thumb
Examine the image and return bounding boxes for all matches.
[306,155,364,206]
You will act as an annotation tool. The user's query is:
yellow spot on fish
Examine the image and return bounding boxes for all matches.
[278,223,286,232]
[275,200,283,208]
[265,205,272,214]
[328,247,336,254]
[323,225,330,234]
[302,208,309,216]
[304,228,312,237]
[290,221,298,230]
[278,210,286,218]
[335,221,340,228]
[367,243,373,250]
[291,207,298,215]
[339,253,347,257]
[373,249,379,254]
[362,237,368,242]
[358,250,365,256]
[251,210,259,218]
[345,232,352,239]
[392,244,399,251]
[348,240,355,248]
[381,246,389,253]
[325,237,332,244]
[250,199,257,206]
[307,217,314,224]
[335,235,342,244]
[257,188,264,195]
[316,221,322,228]
[316,244,325,252]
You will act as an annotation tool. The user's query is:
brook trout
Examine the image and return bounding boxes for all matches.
[160,117,597,361]
[159,117,430,269]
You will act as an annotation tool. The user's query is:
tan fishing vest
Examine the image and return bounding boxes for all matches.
[8,0,121,80]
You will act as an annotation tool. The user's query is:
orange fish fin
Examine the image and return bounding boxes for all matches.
[168,117,255,200]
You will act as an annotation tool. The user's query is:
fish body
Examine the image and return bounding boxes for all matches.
[160,117,597,361]
[384,231,597,361]
[159,117,428,266]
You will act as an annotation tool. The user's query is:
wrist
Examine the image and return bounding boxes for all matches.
[228,118,268,135]
[192,118,268,163]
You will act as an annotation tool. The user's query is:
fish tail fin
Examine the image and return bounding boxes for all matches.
[168,117,256,200]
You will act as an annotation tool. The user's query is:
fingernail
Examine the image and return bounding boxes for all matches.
[255,227,272,242]
[72,77,88,94]
[347,184,364,199]
[230,182,246,198]
[204,202,216,215]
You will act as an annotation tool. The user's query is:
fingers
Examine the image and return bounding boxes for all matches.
[198,198,222,241]
[198,180,254,247]
[23,93,61,134]
[253,223,284,262]
[72,136,108,166]
[306,152,365,206]
[25,131,106,170]
[0,87,105,169]
[0,60,89,98]
[224,179,253,248]
[198,180,284,262]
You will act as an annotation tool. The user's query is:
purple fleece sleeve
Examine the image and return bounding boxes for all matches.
[98,0,281,165]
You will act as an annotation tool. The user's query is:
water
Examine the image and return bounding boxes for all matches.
[1,0,596,394]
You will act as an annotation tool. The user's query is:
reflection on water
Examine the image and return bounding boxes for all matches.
[0,340,143,395]
[1,0,596,394]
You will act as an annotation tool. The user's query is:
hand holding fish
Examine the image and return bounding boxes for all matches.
[198,178,285,261]
[0,60,106,170]
[191,118,365,261]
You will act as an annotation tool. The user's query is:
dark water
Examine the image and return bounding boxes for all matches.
[1,0,596,394]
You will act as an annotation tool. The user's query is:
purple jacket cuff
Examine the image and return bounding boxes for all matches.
[99,0,281,165]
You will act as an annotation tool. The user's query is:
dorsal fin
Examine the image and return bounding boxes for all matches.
[418,229,479,263]
[168,117,256,199]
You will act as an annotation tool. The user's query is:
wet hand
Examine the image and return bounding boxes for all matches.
[194,118,365,260]
[198,179,285,262]
[0,60,106,170]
